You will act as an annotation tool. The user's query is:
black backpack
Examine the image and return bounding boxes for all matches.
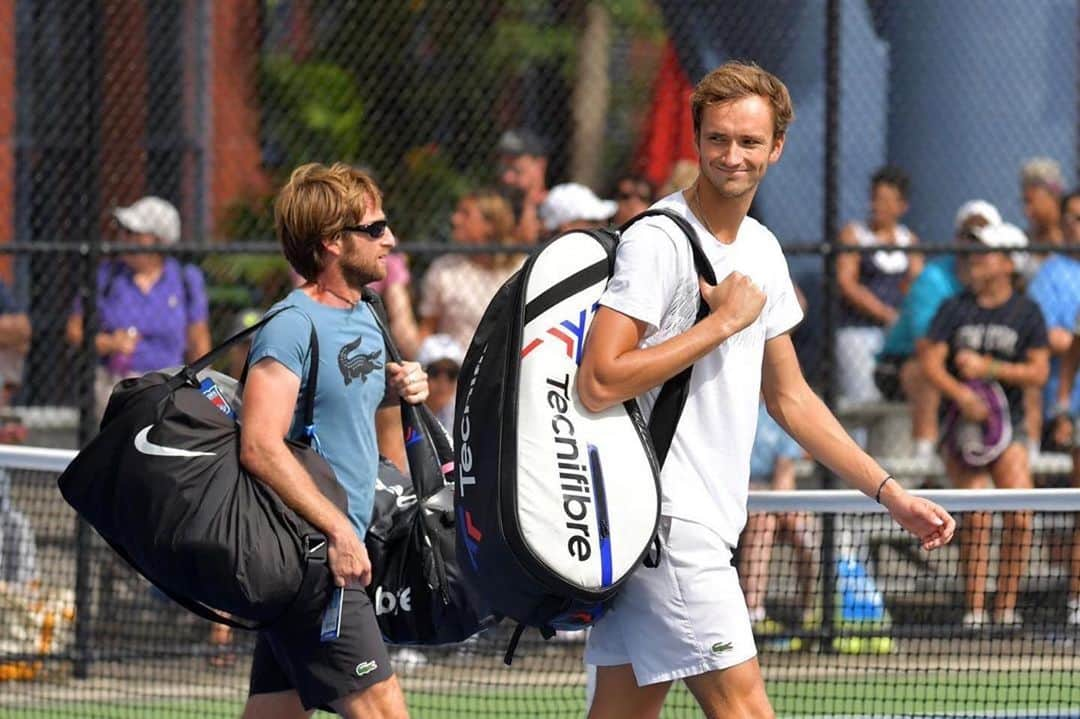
[360,290,493,644]
[453,209,716,662]
[57,311,341,629]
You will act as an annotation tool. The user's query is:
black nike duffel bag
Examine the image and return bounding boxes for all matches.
[57,311,341,629]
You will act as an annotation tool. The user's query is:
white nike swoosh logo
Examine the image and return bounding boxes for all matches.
[134,425,215,458]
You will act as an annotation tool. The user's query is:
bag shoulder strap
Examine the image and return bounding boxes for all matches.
[183,305,320,447]
[618,208,716,467]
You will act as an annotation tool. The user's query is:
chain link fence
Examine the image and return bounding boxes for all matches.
[1,0,1079,716]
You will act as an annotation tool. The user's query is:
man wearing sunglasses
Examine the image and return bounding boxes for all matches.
[240,162,427,719]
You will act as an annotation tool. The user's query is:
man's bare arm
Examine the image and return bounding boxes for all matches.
[761,333,954,550]
[239,358,369,587]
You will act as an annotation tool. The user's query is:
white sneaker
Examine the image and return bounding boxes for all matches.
[962,610,988,628]
[994,609,1021,627]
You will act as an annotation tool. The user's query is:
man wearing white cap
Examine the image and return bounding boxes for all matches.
[538,183,617,238]
[877,200,1002,460]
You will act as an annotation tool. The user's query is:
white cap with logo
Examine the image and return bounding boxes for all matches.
[113,196,181,245]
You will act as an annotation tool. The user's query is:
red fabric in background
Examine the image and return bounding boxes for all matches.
[636,40,698,190]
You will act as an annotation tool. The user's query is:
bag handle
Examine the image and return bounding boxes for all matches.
[618,208,717,467]
[359,289,451,498]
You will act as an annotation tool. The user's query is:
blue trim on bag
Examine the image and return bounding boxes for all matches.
[588,444,612,587]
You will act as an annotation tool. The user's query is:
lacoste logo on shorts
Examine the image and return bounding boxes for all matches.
[355,660,378,677]
[711,641,733,655]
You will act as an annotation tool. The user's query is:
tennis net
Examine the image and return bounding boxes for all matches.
[1,444,1078,718]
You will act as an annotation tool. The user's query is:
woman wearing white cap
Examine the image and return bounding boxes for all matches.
[65,196,211,421]
[876,200,1002,460]
[919,221,1049,628]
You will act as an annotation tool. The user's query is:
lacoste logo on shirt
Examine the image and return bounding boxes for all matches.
[711,641,733,655]
[355,660,378,677]
[134,425,214,458]
[338,336,383,385]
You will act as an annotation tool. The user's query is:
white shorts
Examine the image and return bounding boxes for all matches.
[584,515,757,686]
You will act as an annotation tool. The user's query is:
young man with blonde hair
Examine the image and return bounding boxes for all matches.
[577,60,956,719]
[240,162,428,719]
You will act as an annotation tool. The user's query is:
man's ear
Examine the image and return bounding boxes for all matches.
[769,132,786,164]
[320,234,342,259]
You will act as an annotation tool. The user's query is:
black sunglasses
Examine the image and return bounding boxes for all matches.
[617,190,651,202]
[343,219,390,238]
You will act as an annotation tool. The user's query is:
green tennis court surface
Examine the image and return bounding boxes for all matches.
[4,671,1077,718]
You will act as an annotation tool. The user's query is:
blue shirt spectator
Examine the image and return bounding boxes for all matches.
[880,256,963,359]
[1027,253,1080,416]
[749,402,803,481]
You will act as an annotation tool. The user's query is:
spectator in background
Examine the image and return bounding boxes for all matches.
[877,200,1001,460]
[1020,157,1065,253]
[1028,188,1080,452]
[836,166,923,417]
[538,182,617,237]
[0,280,30,406]
[416,333,464,433]
[366,253,420,359]
[920,222,1048,627]
[739,399,817,645]
[611,174,656,227]
[65,196,211,422]
[497,128,549,246]
[419,189,523,352]
[658,158,698,197]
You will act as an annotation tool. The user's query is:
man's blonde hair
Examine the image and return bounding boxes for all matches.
[691,61,794,141]
[274,162,382,282]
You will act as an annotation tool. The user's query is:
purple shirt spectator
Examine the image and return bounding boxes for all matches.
[75,258,208,374]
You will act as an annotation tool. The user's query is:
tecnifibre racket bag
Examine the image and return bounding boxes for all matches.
[455,210,716,662]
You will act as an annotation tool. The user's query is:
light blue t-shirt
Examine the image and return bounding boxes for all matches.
[1028,254,1080,416]
[880,256,962,358]
[248,289,387,539]
[749,403,803,481]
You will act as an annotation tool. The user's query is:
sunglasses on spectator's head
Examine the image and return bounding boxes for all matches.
[427,364,459,380]
[343,219,389,238]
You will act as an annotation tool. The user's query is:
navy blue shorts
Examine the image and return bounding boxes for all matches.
[249,587,393,711]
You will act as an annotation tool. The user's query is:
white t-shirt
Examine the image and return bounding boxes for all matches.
[598,191,804,548]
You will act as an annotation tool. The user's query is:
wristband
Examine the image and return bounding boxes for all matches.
[874,475,894,504]
[988,359,999,380]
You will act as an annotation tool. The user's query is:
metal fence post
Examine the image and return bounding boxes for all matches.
[72,239,101,679]
[819,0,842,653]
